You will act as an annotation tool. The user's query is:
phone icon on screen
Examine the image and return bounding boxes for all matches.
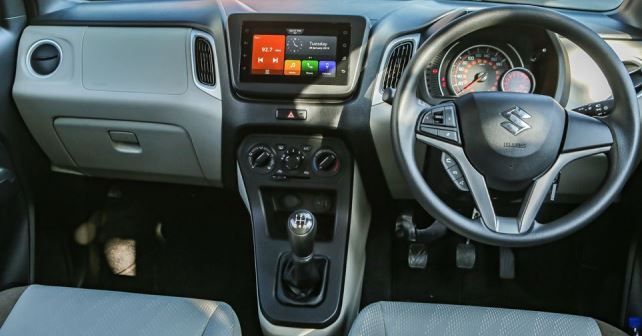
[302,60,318,76]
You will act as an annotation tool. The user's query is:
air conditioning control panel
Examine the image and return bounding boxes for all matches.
[239,135,348,183]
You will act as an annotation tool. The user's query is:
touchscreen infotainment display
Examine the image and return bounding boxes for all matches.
[240,21,351,85]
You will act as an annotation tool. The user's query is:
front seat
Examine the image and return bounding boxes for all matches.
[0,285,241,336]
[349,302,627,336]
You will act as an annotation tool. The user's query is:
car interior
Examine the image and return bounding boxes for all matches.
[0,0,641,335]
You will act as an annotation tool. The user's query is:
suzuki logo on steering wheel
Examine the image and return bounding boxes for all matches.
[500,106,532,136]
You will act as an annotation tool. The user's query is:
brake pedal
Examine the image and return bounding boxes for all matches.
[456,240,476,269]
[408,243,428,269]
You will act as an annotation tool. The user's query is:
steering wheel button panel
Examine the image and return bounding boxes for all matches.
[454,178,469,191]
[421,110,438,124]
[418,103,461,144]
[438,129,459,142]
[420,126,439,136]
[420,104,458,127]
[447,165,463,179]
[441,153,468,191]
[442,106,457,127]
[441,153,456,168]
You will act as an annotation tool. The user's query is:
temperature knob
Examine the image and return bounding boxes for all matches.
[313,149,340,175]
[248,145,275,173]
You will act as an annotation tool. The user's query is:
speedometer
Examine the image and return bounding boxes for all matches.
[448,45,513,96]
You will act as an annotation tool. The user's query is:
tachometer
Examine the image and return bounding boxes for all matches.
[501,67,535,93]
[448,45,513,96]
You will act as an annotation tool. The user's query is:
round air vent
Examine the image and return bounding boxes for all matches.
[28,40,62,77]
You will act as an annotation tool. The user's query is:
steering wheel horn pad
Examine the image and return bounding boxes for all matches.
[392,5,639,247]
[456,92,566,191]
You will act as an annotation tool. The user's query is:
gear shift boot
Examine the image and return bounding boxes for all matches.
[277,254,329,306]
[277,209,329,306]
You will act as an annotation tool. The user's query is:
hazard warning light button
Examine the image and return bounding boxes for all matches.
[276,108,307,121]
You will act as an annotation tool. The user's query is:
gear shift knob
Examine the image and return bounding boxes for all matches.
[287,210,317,262]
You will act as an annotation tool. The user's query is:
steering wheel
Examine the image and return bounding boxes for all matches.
[392,5,640,247]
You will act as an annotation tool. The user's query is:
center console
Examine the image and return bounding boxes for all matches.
[238,135,353,328]
[232,13,371,335]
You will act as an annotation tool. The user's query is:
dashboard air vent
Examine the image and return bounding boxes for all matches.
[381,40,414,92]
[194,37,215,86]
[29,41,61,77]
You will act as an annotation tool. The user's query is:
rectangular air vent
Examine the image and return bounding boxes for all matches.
[194,37,215,86]
[381,41,414,92]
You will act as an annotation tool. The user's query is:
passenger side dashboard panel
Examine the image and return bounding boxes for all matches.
[13,26,224,186]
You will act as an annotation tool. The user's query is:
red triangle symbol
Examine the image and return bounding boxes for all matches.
[287,111,296,119]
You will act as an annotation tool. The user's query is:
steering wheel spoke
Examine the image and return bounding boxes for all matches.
[562,110,613,152]
[416,132,499,234]
[517,145,612,233]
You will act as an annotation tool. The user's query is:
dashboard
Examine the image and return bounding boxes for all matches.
[11,0,642,200]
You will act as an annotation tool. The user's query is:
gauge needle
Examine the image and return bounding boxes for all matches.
[461,72,488,92]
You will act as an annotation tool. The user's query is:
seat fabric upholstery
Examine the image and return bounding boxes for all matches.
[349,301,625,336]
[0,285,241,336]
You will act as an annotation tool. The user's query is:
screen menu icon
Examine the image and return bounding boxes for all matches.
[251,35,285,75]
[302,60,318,76]
[284,60,301,76]
[318,61,336,77]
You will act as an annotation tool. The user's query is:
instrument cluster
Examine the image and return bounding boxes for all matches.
[422,26,560,101]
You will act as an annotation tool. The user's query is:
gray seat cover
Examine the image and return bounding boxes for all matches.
[349,301,623,336]
[0,285,241,336]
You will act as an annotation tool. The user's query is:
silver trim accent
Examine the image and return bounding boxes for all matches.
[25,39,63,79]
[417,133,611,234]
[237,164,250,211]
[372,34,420,106]
[190,30,222,100]
[506,42,525,68]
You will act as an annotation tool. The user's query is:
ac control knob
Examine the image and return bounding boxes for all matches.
[313,149,340,175]
[283,149,304,170]
[248,145,275,173]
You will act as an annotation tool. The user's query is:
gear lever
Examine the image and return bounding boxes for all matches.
[287,210,317,262]
[281,209,325,303]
